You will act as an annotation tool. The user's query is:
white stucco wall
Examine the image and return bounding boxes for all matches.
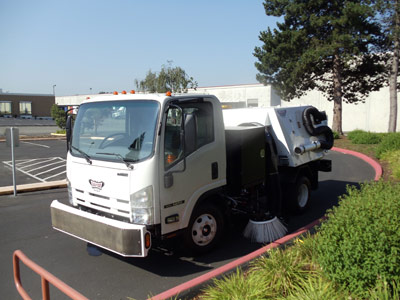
[56,94,97,106]
[189,83,278,107]
[281,87,400,132]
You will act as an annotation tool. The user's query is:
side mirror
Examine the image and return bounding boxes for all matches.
[65,107,77,151]
[66,115,72,151]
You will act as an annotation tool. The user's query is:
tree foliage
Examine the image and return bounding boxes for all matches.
[135,62,198,93]
[50,104,66,129]
[254,0,388,134]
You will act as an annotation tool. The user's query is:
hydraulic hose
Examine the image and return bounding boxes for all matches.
[302,107,334,150]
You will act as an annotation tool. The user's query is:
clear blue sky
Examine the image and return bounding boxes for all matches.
[0,0,278,96]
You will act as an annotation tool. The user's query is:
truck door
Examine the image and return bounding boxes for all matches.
[159,100,222,235]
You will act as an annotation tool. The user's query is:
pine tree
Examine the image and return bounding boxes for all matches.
[255,0,387,134]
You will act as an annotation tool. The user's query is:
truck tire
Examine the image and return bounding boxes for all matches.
[184,203,224,255]
[290,176,311,214]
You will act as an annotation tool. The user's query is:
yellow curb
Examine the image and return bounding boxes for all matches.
[51,133,66,136]
[0,179,67,196]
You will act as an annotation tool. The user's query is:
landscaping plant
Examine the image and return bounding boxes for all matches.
[347,130,383,144]
[376,132,400,158]
[200,268,272,300]
[316,181,400,298]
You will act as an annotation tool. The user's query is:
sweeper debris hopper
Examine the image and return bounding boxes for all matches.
[223,106,333,243]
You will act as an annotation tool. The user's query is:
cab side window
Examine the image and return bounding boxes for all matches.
[164,101,214,169]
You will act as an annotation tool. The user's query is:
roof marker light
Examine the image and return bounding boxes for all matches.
[166,91,172,96]
[113,91,118,95]
[122,90,127,94]
[130,90,136,94]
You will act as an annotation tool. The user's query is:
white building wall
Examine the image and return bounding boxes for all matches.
[56,94,95,106]
[189,83,277,107]
[281,87,400,132]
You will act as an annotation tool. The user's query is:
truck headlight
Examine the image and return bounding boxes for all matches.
[130,186,154,225]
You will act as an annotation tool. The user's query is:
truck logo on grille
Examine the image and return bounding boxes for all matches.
[89,180,105,191]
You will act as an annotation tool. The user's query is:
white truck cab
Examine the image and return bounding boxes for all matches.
[52,93,228,257]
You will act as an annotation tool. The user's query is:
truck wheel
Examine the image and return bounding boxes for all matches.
[290,176,311,214]
[184,203,224,255]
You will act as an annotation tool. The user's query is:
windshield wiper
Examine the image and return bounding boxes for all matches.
[96,152,134,169]
[71,145,92,164]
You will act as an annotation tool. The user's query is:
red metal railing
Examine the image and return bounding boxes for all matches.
[13,250,89,300]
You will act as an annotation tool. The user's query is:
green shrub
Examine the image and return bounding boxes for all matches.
[381,150,400,180]
[316,181,400,298]
[333,131,340,139]
[50,104,66,129]
[347,129,383,144]
[376,132,400,158]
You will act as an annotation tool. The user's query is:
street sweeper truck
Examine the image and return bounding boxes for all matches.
[50,92,333,257]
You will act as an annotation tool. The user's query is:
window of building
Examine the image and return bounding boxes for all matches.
[0,101,12,115]
[19,101,32,115]
[247,98,259,108]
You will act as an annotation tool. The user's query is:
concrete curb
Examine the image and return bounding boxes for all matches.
[148,147,383,300]
[0,180,67,196]
[0,136,65,142]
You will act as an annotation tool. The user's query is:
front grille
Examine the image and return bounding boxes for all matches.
[72,188,131,221]
[89,192,110,200]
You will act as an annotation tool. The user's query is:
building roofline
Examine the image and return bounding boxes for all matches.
[193,83,265,89]
[0,92,54,97]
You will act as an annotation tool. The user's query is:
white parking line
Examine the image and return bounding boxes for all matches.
[44,171,67,181]
[20,141,51,148]
[3,157,66,182]
[34,164,65,176]
[19,158,58,170]
[15,159,37,166]
[27,160,64,173]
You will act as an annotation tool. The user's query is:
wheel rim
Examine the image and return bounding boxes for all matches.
[297,184,309,208]
[191,213,217,246]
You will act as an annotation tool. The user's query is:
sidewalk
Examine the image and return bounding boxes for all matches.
[0,180,67,196]
[0,117,59,138]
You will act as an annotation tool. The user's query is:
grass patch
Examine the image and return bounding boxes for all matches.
[332,131,340,139]
[376,132,400,159]
[250,246,317,298]
[55,129,66,134]
[282,276,346,300]
[201,268,272,300]
[347,130,383,144]
[381,150,400,180]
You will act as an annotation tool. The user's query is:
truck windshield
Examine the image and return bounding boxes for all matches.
[71,100,160,164]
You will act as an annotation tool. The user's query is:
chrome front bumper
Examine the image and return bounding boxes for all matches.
[50,200,150,257]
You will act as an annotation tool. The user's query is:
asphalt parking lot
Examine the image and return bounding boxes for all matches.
[0,139,67,187]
